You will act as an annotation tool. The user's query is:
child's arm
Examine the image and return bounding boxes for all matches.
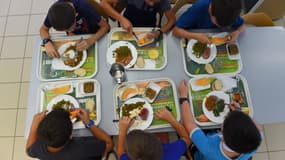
[155,108,191,147]
[77,109,114,155]
[117,117,134,158]
[40,25,60,58]
[160,10,175,33]
[179,80,199,134]
[26,111,47,154]
[101,0,132,33]
[76,19,110,51]
[173,26,211,44]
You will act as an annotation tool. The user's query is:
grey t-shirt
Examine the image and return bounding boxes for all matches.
[119,0,171,11]
[27,137,106,160]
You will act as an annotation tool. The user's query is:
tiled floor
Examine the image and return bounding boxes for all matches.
[0,0,284,159]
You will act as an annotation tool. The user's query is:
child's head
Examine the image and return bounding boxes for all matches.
[210,0,242,27]
[47,1,76,31]
[145,0,160,6]
[222,111,261,154]
[126,130,163,160]
[37,109,72,148]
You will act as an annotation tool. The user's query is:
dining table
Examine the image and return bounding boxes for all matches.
[25,26,285,138]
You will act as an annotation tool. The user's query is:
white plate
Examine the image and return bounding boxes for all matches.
[120,98,153,130]
[143,82,162,103]
[202,91,230,124]
[107,41,138,68]
[215,76,237,91]
[226,43,241,60]
[46,95,80,112]
[189,78,211,91]
[119,84,139,101]
[134,32,154,47]
[51,42,87,71]
[187,39,217,64]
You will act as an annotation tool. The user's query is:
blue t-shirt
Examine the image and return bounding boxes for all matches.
[190,128,256,160]
[44,0,101,34]
[176,0,244,30]
[119,0,171,12]
[120,139,187,160]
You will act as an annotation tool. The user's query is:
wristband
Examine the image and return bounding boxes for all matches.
[179,97,189,104]
[85,120,94,128]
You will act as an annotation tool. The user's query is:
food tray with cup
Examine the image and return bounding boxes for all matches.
[113,78,180,130]
[180,32,242,77]
[107,27,167,70]
[37,35,98,81]
[38,79,101,129]
[188,74,253,127]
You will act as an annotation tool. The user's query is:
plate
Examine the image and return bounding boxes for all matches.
[211,32,229,45]
[143,82,162,103]
[120,98,153,130]
[187,39,217,64]
[119,84,139,101]
[134,32,155,47]
[202,91,230,124]
[51,42,87,71]
[46,95,80,112]
[107,41,138,68]
[226,43,241,60]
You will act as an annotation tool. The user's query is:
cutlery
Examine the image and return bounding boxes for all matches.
[132,31,139,40]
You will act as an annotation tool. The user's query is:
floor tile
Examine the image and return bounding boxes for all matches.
[5,15,29,36]
[257,138,268,153]
[15,109,27,136]
[1,36,26,58]
[13,137,37,160]
[0,110,17,136]
[0,16,7,36]
[0,83,20,109]
[269,151,285,160]
[19,83,29,108]
[8,0,32,15]
[0,137,14,160]
[28,14,45,35]
[0,37,3,56]
[253,152,269,160]
[0,59,23,82]
[264,123,285,151]
[25,36,38,57]
[0,0,10,16]
[22,58,32,82]
[31,0,54,14]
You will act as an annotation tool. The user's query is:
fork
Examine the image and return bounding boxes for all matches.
[74,37,83,59]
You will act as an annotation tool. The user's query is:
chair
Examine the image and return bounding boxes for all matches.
[172,0,196,14]
[86,0,109,20]
[242,12,275,26]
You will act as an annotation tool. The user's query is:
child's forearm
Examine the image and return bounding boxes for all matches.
[168,118,191,146]
[101,0,125,23]
[40,25,50,39]
[173,26,196,39]
[181,101,198,134]
[89,125,114,153]
[160,10,176,33]
[88,19,110,45]
[117,130,127,158]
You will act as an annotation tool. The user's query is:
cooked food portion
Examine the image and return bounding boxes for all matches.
[137,37,152,45]
[192,42,207,58]
[52,100,77,118]
[195,78,211,86]
[114,46,133,66]
[211,36,228,44]
[232,92,243,104]
[212,79,223,91]
[148,50,159,60]
[62,45,83,67]
[196,114,210,122]
[85,99,96,119]
[205,63,214,74]
[227,44,239,55]
[121,88,138,101]
[83,82,94,93]
[136,56,145,68]
[139,108,149,120]
[205,95,225,117]
[202,47,210,59]
[52,85,71,94]
[70,110,79,119]
[145,88,156,100]
[122,101,145,117]
[74,68,86,77]
[205,95,217,111]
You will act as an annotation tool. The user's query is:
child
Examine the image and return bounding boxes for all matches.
[178,80,262,160]
[40,0,110,58]
[101,0,175,38]
[26,109,114,160]
[117,107,191,160]
[173,0,245,44]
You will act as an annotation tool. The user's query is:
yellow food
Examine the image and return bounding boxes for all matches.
[121,88,138,100]
[136,56,145,68]
[70,110,79,119]
[74,68,86,77]
[195,78,210,86]
[211,37,228,44]
[242,107,250,115]
[148,50,159,60]
[52,85,71,94]
[205,64,214,74]
[85,99,95,111]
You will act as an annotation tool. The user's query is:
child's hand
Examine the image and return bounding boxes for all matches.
[31,111,47,129]
[228,30,240,42]
[120,18,133,34]
[45,42,60,58]
[155,107,175,122]
[228,101,241,111]
[77,108,90,125]
[179,80,188,98]
[146,30,160,39]
[119,117,134,134]
[194,33,211,44]
[76,39,91,51]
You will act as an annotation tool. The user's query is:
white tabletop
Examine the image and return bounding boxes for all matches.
[25,26,285,138]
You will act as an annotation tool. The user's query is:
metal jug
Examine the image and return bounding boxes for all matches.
[109,63,126,84]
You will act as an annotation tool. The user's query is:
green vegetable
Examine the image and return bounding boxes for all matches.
[192,42,207,58]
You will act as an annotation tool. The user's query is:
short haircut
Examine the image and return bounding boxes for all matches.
[223,111,261,153]
[211,0,242,27]
[47,1,75,31]
[37,109,72,148]
[126,130,163,160]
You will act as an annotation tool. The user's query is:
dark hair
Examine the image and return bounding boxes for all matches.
[126,130,163,160]
[37,109,72,148]
[211,0,242,27]
[223,111,261,153]
[47,1,75,31]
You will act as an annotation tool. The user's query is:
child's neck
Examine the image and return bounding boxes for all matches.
[47,146,64,153]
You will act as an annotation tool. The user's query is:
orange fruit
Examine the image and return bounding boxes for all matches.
[53,85,71,94]
[121,88,137,100]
